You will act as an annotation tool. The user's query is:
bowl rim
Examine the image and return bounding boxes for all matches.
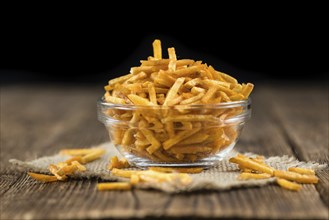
[98,97,251,110]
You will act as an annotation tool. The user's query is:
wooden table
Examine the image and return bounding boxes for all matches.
[1,83,328,219]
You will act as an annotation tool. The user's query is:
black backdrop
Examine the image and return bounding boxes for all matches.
[1,4,328,84]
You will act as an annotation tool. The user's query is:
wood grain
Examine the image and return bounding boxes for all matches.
[1,84,328,219]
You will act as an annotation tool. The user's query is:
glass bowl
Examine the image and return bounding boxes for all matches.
[97,98,251,168]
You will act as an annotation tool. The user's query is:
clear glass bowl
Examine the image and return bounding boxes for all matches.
[98,98,251,168]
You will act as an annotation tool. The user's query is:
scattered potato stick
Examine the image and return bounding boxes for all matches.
[229,156,274,175]
[238,172,272,180]
[97,182,131,191]
[148,167,204,174]
[111,168,137,178]
[28,172,58,182]
[64,156,83,165]
[274,170,318,184]
[108,156,130,170]
[81,149,106,164]
[288,167,315,175]
[59,148,99,156]
[72,161,87,172]
[277,178,302,191]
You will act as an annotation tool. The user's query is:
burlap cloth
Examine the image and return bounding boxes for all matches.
[10,142,327,193]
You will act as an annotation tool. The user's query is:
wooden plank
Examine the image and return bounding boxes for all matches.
[1,174,328,219]
[262,84,329,206]
[0,85,108,171]
[1,85,328,219]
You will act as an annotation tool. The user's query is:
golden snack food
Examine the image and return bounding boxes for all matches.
[98,39,253,167]
[229,154,318,192]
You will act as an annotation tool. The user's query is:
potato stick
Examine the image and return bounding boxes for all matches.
[130,66,153,74]
[140,128,161,154]
[202,79,231,89]
[59,164,79,175]
[126,71,147,82]
[191,87,206,94]
[108,73,133,85]
[155,78,174,87]
[219,91,231,102]
[288,167,315,175]
[232,84,243,93]
[180,92,204,105]
[241,83,254,98]
[64,156,83,165]
[147,83,158,105]
[179,133,209,145]
[170,146,212,154]
[152,39,162,59]
[163,128,201,150]
[200,69,210,79]
[127,94,154,106]
[148,167,204,174]
[168,95,183,106]
[238,165,254,173]
[153,151,177,162]
[168,47,177,71]
[163,77,185,105]
[158,70,176,84]
[122,129,134,146]
[130,112,141,124]
[81,149,106,164]
[274,170,318,184]
[217,71,238,84]
[130,174,140,185]
[229,94,245,101]
[141,59,171,66]
[153,87,169,93]
[186,154,198,162]
[111,168,138,178]
[71,161,87,172]
[108,156,130,170]
[59,148,99,156]
[165,122,175,138]
[141,59,194,66]
[48,164,66,180]
[125,83,143,93]
[184,78,202,88]
[104,84,113,91]
[104,93,126,104]
[162,115,216,123]
[175,59,195,66]
[97,182,131,191]
[181,122,193,130]
[238,172,272,180]
[229,157,274,175]
[172,65,202,77]
[201,86,218,103]
[182,92,194,99]
[277,178,302,191]
[28,172,58,182]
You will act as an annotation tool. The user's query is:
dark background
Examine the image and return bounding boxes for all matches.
[1,4,328,85]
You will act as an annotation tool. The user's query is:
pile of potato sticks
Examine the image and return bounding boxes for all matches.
[103,39,254,163]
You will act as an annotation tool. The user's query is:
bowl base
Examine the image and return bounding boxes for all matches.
[121,144,235,168]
